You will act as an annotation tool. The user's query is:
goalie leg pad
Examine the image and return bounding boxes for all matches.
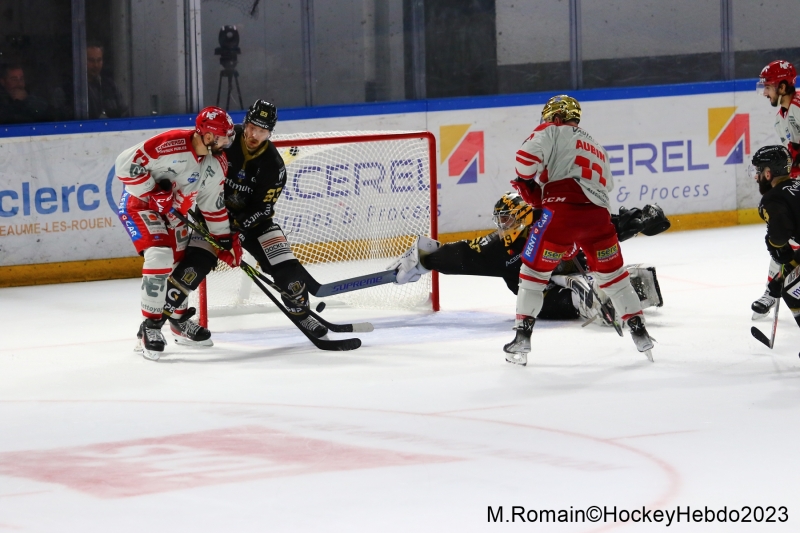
[140,246,174,319]
[163,247,217,318]
[594,266,643,322]
[626,264,663,308]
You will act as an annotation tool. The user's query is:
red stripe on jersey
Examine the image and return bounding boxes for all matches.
[203,213,229,222]
[516,150,541,164]
[515,169,536,179]
[142,129,196,160]
[599,271,629,289]
[519,273,549,284]
[119,173,152,186]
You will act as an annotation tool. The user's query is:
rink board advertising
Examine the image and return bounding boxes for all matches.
[0,80,770,269]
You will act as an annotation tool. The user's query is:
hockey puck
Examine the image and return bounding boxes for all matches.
[316,302,326,313]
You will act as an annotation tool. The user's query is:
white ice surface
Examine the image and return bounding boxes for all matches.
[1,224,799,532]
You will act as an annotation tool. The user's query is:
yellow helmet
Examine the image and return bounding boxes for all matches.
[492,192,533,241]
[541,94,581,123]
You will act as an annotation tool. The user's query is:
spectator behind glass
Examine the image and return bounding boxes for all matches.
[0,64,53,124]
[87,42,128,119]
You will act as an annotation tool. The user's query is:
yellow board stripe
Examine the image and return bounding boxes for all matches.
[0,208,766,288]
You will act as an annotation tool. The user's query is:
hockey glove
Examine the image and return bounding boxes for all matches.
[766,236,795,265]
[217,233,243,267]
[510,178,541,207]
[147,186,174,215]
[388,236,440,284]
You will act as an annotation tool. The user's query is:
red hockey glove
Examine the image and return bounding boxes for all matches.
[147,186,174,215]
[510,178,541,208]
[217,233,243,267]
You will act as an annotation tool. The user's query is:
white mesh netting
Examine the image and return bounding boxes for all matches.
[191,131,436,318]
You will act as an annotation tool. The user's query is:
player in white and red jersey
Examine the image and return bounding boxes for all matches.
[116,106,241,360]
[751,61,800,319]
[503,95,654,365]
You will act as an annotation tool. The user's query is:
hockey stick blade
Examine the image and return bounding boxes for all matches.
[310,311,375,333]
[750,326,773,349]
[244,265,363,351]
[312,269,398,297]
[245,268,375,333]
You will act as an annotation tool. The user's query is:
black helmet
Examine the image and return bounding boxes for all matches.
[245,99,277,130]
[752,145,791,177]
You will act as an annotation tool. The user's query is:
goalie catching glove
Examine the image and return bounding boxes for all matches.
[216,233,243,267]
[388,236,441,284]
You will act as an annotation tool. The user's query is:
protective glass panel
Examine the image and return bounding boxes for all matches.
[581,0,722,88]
[732,0,800,79]
[495,0,571,94]
[0,0,73,124]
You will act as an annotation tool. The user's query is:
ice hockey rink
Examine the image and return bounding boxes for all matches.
[1,223,799,532]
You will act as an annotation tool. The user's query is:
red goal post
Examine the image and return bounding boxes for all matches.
[194,130,439,325]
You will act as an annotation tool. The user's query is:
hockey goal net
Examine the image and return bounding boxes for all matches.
[192,130,439,325]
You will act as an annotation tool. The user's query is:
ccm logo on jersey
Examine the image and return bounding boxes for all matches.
[596,244,619,262]
[542,197,566,203]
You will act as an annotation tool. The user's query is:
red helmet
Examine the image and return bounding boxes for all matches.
[195,106,235,138]
[757,60,796,93]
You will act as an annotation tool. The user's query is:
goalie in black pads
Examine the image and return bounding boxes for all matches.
[165,99,329,341]
[390,189,667,326]
[753,145,800,333]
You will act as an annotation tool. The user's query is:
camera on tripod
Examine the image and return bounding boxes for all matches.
[214,25,244,108]
[214,25,241,71]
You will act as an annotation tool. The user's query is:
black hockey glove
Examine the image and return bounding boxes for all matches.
[613,207,644,242]
[766,274,783,299]
[640,204,671,236]
[766,236,795,265]
[235,206,272,230]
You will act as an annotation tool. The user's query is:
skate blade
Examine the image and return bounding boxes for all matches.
[141,348,162,361]
[581,315,598,327]
[644,349,654,362]
[172,334,214,347]
[505,354,527,366]
[752,311,771,320]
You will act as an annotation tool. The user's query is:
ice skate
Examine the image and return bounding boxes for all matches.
[751,289,777,320]
[627,315,654,362]
[168,308,213,347]
[135,318,167,361]
[504,317,534,366]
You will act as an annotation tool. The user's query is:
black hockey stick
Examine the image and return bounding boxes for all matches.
[172,211,362,351]
[751,297,780,349]
[571,258,624,336]
[246,268,374,333]
[750,265,796,349]
[181,210,373,333]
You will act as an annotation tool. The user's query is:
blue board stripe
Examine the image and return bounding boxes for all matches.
[0,78,758,139]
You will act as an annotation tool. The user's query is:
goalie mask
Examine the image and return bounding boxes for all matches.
[541,95,581,124]
[492,192,533,241]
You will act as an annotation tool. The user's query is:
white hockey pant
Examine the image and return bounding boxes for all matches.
[593,266,643,322]
[515,264,553,326]
[140,246,174,320]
